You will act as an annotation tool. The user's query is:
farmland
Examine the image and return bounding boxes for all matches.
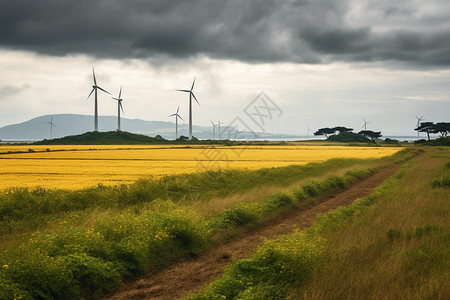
[0,144,402,190]
[2,143,445,300]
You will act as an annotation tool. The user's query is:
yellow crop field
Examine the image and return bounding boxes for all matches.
[0,145,402,190]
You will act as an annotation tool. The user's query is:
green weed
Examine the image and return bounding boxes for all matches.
[430,176,450,188]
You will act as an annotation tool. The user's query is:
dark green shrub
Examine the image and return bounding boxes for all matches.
[302,181,321,197]
[264,192,293,211]
[387,229,402,241]
[64,254,121,297]
[293,188,308,202]
[4,252,80,299]
[430,177,450,188]
[0,277,30,300]
[220,205,260,227]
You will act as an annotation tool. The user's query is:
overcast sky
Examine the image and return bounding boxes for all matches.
[1,0,449,136]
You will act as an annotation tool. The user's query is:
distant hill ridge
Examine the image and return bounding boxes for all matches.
[33,131,253,145]
[33,131,170,145]
[0,114,298,141]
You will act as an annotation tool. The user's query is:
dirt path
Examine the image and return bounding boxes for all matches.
[107,163,403,300]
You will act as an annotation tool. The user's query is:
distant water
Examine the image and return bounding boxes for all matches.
[236,135,420,142]
[0,135,426,144]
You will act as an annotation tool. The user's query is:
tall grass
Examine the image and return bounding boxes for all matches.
[188,148,447,300]
[296,149,450,299]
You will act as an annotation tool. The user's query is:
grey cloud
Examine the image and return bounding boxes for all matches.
[0,84,30,98]
[1,0,450,67]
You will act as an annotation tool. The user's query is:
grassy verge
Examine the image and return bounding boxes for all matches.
[188,148,448,300]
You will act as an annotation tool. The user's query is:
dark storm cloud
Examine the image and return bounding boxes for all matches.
[1,0,450,66]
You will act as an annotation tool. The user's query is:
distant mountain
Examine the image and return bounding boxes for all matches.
[0,114,178,141]
[0,114,298,141]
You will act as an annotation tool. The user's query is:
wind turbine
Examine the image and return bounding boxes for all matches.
[47,116,55,139]
[169,105,184,139]
[111,86,124,131]
[307,126,311,136]
[415,116,425,138]
[362,118,370,130]
[87,67,110,132]
[210,121,218,140]
[176,77,199,140]
[217,120,223,139]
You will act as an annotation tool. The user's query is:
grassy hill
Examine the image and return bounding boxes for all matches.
[33,131,168,145]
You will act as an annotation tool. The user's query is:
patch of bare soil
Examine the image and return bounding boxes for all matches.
[106,163,403,300]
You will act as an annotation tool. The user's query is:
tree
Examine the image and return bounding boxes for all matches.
[415,122,435,141]
[436,122,450,137]
[415,122,450,140]
[358,130,382,141]
[314,127,336,138]
[176,135,189,142]
[332,126,353,133]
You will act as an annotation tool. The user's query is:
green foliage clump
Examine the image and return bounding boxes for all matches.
[208,170,373,235]
[384,138,400,144]
[327,132,372,143]
[0,207,209,299]
[414,136,450,146]
[430,176,450,188]
[189,233,325,300]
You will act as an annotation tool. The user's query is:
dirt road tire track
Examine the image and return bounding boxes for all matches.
[107,162,404,299]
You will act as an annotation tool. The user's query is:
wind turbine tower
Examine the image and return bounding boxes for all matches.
[211,121,218,140]
[362,118,370,130]
[218,120,223,139]
[177,77,199,140]
[169,105,184,139]
[415,116,425,138]
[87,67,110,132]
[111,86,124,131]
[48,117,55,139]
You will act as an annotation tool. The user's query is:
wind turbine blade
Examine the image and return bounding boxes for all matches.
[191,77,196,91]
[52,123,56,127]
[176,105,180,114]
[92,67,97,85]
[211,120,214,125]
[120,102,124,114]
[118,86,122,98]
[191,92,200,105]
[169,113,177,117]
[97,86,111,95]
[178,115,185,122]
[112,97,119,101]
[176,89,190,93]
[87,88,95,99]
